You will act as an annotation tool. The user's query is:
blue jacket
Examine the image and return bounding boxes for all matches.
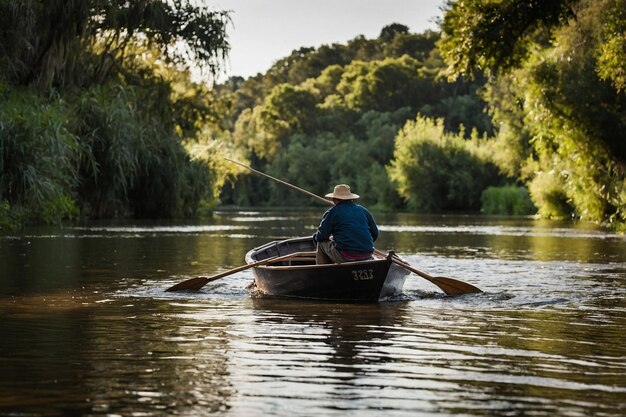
[314,200,379,254]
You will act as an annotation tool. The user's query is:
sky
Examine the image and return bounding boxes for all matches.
[207,0,446,80]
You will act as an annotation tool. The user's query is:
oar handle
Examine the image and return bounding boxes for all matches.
[375,248,433,280]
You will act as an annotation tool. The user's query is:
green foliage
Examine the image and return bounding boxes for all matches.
[74,83,216,218]
[481,185,536,215]
[75,85,143,215]
[42,195,80,224]
[0,81,219,225]
[422,92,493,138]
[218,27,442,126]
[441,0,626,228]
[481,72,533,178]
[526,171,574,219]
[219,26,495,211]
[0,200,22,231]
[335,56,437,112]
[0,88,80,224]
[521,0,626,225]
[0,0,231,89]
[265,131,400,209]
[233,84,318,161]
[0,1,231,228]
[222,107,412,209]
[439,0,576,78]
[595,0,626,92]
[388,117,503,211]
[233,50,492,167]
[257,26,438,91]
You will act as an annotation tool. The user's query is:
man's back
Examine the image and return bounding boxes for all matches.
[314,200,378,253]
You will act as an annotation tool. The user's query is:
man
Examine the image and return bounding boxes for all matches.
[313,184,379,264]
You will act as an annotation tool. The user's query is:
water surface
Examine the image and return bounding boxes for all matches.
[1,210,625,416]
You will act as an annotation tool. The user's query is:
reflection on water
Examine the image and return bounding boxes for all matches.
[1,211,625,416]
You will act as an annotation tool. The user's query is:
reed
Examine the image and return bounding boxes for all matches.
[0,88,79,226]
[75,84,214,218]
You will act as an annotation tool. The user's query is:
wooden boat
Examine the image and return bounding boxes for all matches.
[245,236,410,301]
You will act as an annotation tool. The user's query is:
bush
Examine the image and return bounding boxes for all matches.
[388,116,503,211]
[527,170,575,220]
[0,200,25,231]
[481,185,536,215]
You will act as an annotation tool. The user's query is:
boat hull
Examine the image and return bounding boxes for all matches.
[245,237,409,302]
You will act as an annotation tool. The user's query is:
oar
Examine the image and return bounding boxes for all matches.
[375,249,481,296]
[225,158,483,296]
[165,251,314,292]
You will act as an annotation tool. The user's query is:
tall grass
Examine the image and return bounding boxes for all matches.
[0,88,79,227]
[0,82,218,229]
[74,83,215,218]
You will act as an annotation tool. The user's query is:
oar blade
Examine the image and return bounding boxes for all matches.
[430,276,482,296]
[388,254,482,296]
[165,277,209,292]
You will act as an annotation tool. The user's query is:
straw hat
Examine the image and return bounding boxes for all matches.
[325,184,359,200]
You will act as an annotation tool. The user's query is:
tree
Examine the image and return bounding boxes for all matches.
[217,25,496,210]
[439,0,626,227]
[379,24,410,43]
[234,84,318,160]
[439,0,576,78]
[0,0,231,89]
[0,0,232,226]
[383,30,440,62]
[336,56,438,112]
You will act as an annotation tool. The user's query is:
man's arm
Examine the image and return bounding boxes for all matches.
[314,208,334,242]
[367,210,379,241]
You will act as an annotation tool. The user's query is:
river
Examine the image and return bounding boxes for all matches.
[1,210,625,416]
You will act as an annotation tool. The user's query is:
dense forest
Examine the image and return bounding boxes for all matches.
[1,0,625,231]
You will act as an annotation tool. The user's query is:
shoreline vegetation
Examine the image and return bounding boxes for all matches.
[1,1,624,232]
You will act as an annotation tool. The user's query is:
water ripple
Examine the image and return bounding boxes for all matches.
[379,224,624,240]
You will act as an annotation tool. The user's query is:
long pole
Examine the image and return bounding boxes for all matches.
[225,158,332,206]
